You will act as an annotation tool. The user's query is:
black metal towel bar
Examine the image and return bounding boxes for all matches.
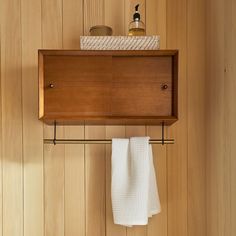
[43,121,175,145]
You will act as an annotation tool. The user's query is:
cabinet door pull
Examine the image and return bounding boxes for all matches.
[161,84,168,90]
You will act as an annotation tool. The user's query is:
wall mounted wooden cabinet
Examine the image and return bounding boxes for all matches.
[39,50,178,125]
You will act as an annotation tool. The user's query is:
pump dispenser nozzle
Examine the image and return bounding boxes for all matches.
[133,4,140,20]
[128,4,146,36]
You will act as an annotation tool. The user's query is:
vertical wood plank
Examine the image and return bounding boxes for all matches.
[84,0,105,35]
[166,0,188,235]
[1,0,23,235]
[62,1,85,235]
[85,126,106,236]
[42,0,62,48]
[0,21,2,236]
[126,126,147,236]
[206,0,225,235]
[44,126,65,236]
[83,2,106,235]
[63,0,83,48]
[146,0,166,48]
[146,127,167,236]
[42,0,64,235]
[64,126,85,236]
[125,0,146,36]
[145,1,167,234]
[104,0,125,35]
[224,1,234,236]
[206,0,236,235]
[230,3,236,235]
[21,0,44,235]
[105,126,126,236]
[187,0,206,236]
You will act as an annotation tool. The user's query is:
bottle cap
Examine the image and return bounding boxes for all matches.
[133,4,140,21]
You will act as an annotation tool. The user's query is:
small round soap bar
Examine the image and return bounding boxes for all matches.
[89,25,113,36]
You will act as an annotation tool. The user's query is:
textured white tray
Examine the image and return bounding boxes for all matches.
[80,36,160,50]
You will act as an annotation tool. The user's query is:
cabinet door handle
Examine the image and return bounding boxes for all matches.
[161,84,168,90]
[49,83,54,88]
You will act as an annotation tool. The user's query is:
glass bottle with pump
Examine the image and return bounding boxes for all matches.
[128,4,146,36]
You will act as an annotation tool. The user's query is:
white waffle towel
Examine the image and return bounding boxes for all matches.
[111,137,161,226]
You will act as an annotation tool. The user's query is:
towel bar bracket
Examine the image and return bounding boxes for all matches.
[46,121,174,145]
[53,120,57,145]
[162,121,164,145]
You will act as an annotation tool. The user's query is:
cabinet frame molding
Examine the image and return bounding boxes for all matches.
[39,50,178,125]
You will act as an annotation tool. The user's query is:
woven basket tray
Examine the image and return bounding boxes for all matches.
[80,36,160,50]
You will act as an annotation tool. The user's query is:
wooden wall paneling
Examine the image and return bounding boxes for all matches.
[146,0,166,48]
[187,0,206,235]
[206,0,236,235]
[83,1,106,235]
[224,1,235,236]
[104,0,125,35]
[85,126,106,236]
[145,1,167,234]
[230,2,236,235]
[63,0,83,48]
[84,0,105,35]
[0,18,2,236]
[146,126,167,236]
[64,126,85,236]
[42,0,64,235]
[125,0,146,36]
[43,126,65,236]
[224,0,234,235]
[206,0,225,235]
[105,126,126,236]
[222,1,231,236]
[125,126,147,236]
[0,0,23,235]
[21,0,44,235]
[166,0,188,235]
[42,0,63,49]
[62,1,85,235]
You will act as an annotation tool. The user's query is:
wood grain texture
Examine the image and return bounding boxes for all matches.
[42,0,64,235]
[230,3,236,235]
[0,17,2,236]
[206,0,225,236]
[145,4,167,235]
[63,3,85,235]
[147,126,167,236]
[187,0,206,235]
[146,0,166,48]
[104,0,125,35]
[1,0,23,236]
[44,126,65,236]
[206,0,236,236]
[21,0,44,235]
[166,0,188,236]
[42,0,62,48]
[63,0,83,48]
[84,0,104,35]
[65,126,85,236]
[85,126,106,236]
[39,51,178,125]
[0,0,218,236]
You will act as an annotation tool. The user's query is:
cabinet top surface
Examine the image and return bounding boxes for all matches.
[38,49,178,57]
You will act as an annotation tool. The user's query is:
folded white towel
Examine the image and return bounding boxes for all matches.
[111,137,161,227]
